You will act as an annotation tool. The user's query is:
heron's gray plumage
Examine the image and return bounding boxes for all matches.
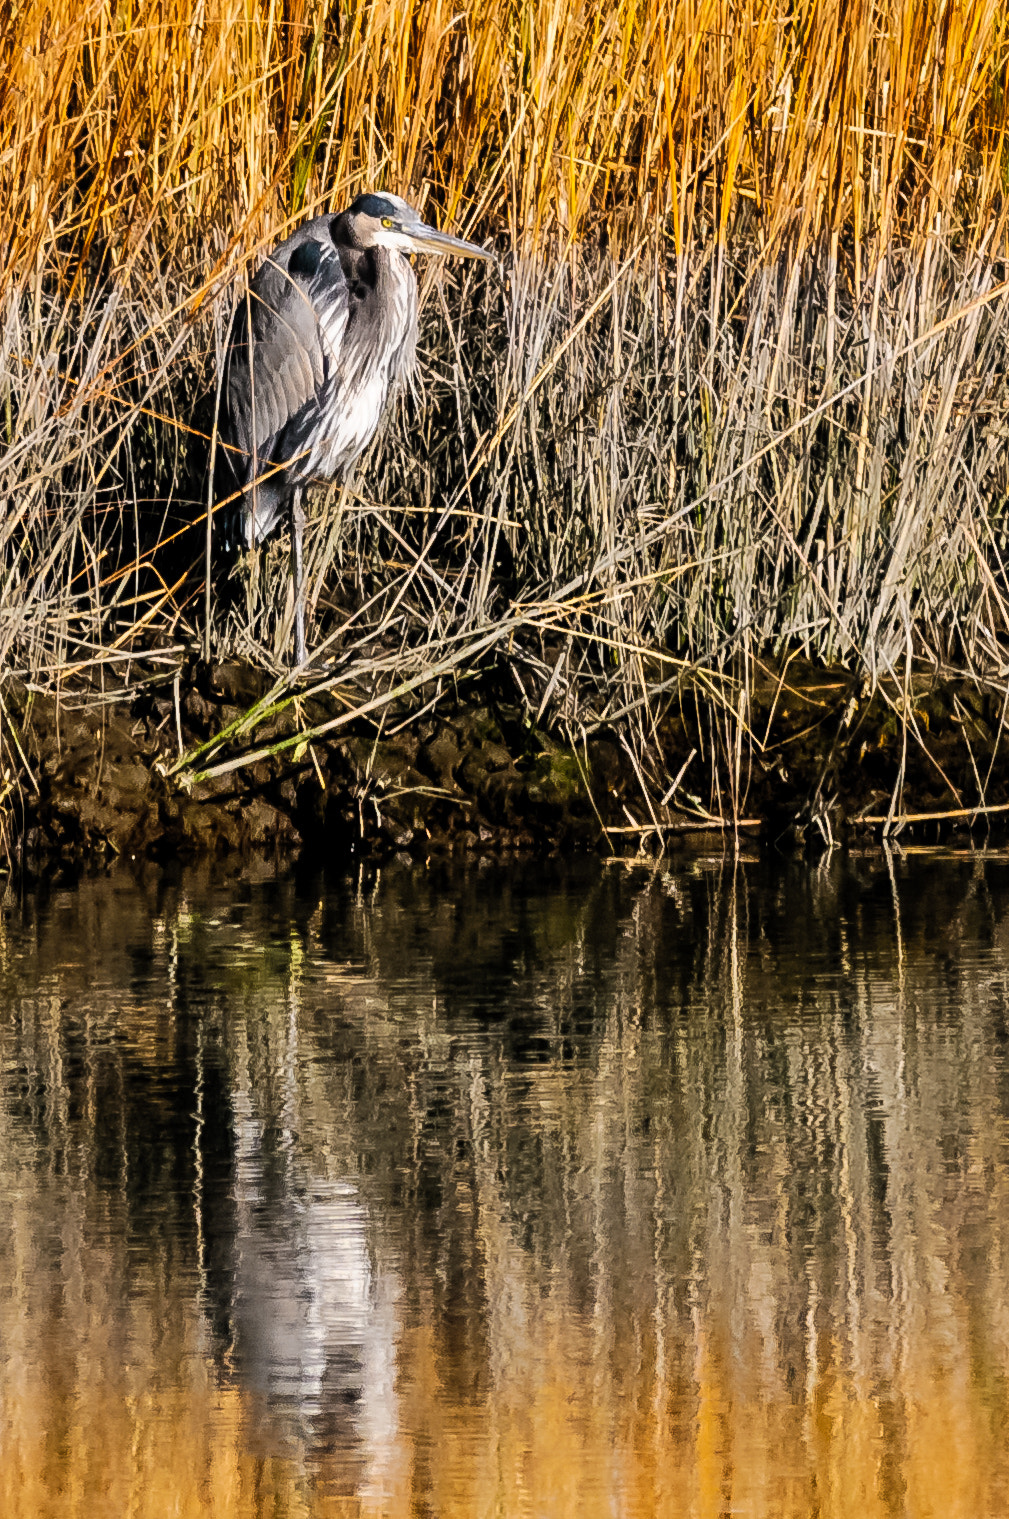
[216,196,491,662]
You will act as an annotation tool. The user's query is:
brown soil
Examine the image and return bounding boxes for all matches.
[6,654,1008,870]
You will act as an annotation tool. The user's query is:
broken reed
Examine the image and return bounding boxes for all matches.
[3,0,1009,833]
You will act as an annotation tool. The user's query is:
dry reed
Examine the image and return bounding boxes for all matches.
[3,0,1009,850]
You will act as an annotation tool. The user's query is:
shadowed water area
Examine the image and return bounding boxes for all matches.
[3,851,1009,1517]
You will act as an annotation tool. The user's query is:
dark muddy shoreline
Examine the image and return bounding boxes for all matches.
[6,654,1009,871]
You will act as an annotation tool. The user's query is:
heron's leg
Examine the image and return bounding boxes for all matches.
[292,487,307,666]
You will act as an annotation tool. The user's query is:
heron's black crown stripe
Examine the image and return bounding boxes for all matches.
[348,193,398,221]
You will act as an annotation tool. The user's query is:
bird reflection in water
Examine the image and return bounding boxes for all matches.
[200,1071,399,1496]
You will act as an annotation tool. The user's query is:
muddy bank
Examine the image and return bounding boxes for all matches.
[6,655,1009,870]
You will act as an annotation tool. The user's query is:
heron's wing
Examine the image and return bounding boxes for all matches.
[226,238,349,464]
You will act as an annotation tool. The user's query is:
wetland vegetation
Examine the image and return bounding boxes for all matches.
[4,0,1009,864]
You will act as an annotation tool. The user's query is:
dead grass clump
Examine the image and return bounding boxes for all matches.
[3,1,1009,852]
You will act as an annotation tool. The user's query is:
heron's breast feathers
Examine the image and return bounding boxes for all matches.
[223,226,419,493]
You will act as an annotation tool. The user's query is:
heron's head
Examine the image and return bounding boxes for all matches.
[343,193,493,262]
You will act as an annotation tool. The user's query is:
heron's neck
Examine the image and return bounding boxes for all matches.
[331,240,417,386]
[373,248,418,357]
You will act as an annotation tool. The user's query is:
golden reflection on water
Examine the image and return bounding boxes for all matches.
[3,854,1009,1517]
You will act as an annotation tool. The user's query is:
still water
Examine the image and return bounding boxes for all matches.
[3,850,1009,1517]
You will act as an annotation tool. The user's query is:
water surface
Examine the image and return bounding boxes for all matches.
[3,850,1009,1517]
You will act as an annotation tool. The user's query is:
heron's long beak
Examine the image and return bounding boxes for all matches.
[404,221,494,260]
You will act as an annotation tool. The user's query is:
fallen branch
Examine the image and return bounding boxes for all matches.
[604,818,762,834]
[857,801,1009,826]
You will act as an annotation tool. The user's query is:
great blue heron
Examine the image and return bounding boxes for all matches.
[215,192,493,666]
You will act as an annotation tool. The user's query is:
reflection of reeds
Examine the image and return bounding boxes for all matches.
[4,858,1009,1512]
[3,5,1009,845]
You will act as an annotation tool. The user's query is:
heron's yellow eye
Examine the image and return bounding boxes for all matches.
[381,217,394,229]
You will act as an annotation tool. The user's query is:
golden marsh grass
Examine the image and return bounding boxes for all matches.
[5,0,1008,273]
